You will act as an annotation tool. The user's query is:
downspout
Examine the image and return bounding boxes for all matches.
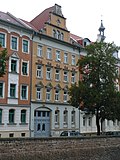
[29,31,34,137]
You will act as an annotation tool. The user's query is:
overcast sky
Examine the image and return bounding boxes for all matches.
[1,0,120,46]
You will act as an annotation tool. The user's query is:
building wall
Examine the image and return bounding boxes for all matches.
[0,22,32,138]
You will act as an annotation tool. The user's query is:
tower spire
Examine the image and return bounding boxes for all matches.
[97,19,106,42]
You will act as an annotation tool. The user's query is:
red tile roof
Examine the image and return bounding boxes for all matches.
[30,6,54,31]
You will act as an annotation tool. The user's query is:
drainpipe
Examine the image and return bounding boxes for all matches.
[29,31,34,137]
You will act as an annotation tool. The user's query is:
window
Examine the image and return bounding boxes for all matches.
[64,71,68,82]
[36,87,41,100]
[63,110,68,124]
[64,53,68,63]
[0,33,6,47]
[46,88,51,101]
[11,59,17,72]
[57,30,60,39]
[0,109,2,124]
[55,69,60,81]
[71,55,75,65]
[55,89,60,101]
[9,133,14,137]
[21,85,27,100]
[37,45,42,57]
[61,33,64,40]
[71,72,75,83]
[71,110,75,124]
[88,117,92,126]
[83,116,86,126]
[22,62,28,75]
[47,48,52,59]
[36,65,42,78]
[9,109,15,123]
[11,36,18,50]
[21,133,26,137]
[55,110,59,124]
[46,67,51,80]
[10,84,16,98]
[0,82,4,98]
[53,30,56,38]
[21,110,26,123]
[56,50,60,61]
[22,39,29,53]
[63,90,68,102]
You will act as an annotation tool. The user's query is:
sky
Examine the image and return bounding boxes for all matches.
[0,0,120,46]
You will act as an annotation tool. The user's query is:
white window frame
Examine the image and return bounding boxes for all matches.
[47,48,52,59]
[22,39,29,53]
[0,32,6,48]
[64,53,68,63]
[36,87,42,100]
[46,88,51,101]
[71,55,75,65]
[36,65,42,78]
[63,110,68,124]
[64,71,68,82]
[71,72,75,83]
[55,110,59,124]
[46,67,51,80]
[55,69,60,81]
[22,61,29,76]
[56,50,61,61]
[11,35,18,51]
[55,89,60,101]
[21,85,28,100]
[63,90,68,102]
[37,45,42,57]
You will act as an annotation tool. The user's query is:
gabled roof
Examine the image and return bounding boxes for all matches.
[0,11,33,31]
[70,33,83,42]
[30,6,54,31]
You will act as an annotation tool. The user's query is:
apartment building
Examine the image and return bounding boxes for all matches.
[0,4,119,138]
[0,12,33,138]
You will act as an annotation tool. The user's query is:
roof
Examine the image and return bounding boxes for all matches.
[30,6,54,31]
[0,11,33,31]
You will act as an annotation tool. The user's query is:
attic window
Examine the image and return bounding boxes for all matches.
[56,19,61,26]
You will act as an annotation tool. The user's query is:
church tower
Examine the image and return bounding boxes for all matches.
[97,20,105,42]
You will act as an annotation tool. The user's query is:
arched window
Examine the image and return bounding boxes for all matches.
[63,110,68,124]
[55,110,59,124]
[53,30,56,38]
[21,110,26,123]
[71,110,75,124]
[9,109,15,123]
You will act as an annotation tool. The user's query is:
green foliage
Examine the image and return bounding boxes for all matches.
[0,44,7,77]
[68,41,120,135]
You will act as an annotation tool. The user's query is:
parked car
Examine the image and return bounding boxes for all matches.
[60,131,82,137]
[104,131,120,136]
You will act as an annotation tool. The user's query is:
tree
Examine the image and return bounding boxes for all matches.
[68,41,120,135]
[0,44,7,77]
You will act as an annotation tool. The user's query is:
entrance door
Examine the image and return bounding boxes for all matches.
[34,111,50,137]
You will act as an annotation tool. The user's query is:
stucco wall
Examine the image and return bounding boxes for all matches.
[0,136,120,160]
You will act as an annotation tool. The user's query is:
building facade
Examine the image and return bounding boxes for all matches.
[0,4,120,138]
[0,12,33,138]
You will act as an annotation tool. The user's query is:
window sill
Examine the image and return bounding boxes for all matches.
[19,123,28,125]
[7,123,17,125]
